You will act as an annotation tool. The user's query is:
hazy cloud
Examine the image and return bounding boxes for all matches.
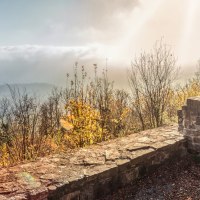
[0,45,96,60]
[0,0,200,86]
[0,44,110,85]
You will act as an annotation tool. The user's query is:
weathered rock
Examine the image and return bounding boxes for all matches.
[178,96,200,154]
[0,125,186,200]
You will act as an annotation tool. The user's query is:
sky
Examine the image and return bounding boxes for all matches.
[0,0,200,86]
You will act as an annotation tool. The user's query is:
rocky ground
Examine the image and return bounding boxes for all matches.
[100,155,200,200]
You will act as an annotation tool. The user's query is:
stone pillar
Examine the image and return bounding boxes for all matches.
[178,97,200,154]
[177,110,183,131]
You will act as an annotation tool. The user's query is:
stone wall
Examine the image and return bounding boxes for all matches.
[178,96,200,154]
[0,126,186,200]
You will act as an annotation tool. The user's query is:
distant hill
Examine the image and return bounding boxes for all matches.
[0,83,55,101]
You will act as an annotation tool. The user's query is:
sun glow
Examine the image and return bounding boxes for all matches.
[80,0,200,67]
[178,0,200,64]
[100,0,164,64]
[118,0,164,47]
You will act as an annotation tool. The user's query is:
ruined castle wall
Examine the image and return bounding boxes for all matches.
[0,126,186,200]
[178,96,200,154]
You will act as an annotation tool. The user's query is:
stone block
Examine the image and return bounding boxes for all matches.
[0,126,186,200]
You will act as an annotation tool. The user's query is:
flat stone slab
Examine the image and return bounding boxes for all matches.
[0,125,185,200]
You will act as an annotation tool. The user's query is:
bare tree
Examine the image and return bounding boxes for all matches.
[129,40,178,129]
[39,87,62,137]
[5,86,40,160]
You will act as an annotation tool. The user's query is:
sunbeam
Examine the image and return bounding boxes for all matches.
[178,0,199,64]
[100,0,164,63]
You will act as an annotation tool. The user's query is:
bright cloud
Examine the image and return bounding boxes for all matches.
[0,0,200,85]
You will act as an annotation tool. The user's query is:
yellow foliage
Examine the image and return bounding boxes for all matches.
[175,80,200,109]
[64,100,106,147]
[60,118,74,131]
[0,143,9,167]
[2,78,200,167]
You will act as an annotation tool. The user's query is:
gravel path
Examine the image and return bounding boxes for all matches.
[100,155,200,200]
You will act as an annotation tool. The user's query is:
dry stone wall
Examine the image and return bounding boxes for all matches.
[0,126,186,200]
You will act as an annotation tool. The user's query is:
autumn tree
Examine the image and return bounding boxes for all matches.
[129,40,178,129]
[64,100,105,147]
